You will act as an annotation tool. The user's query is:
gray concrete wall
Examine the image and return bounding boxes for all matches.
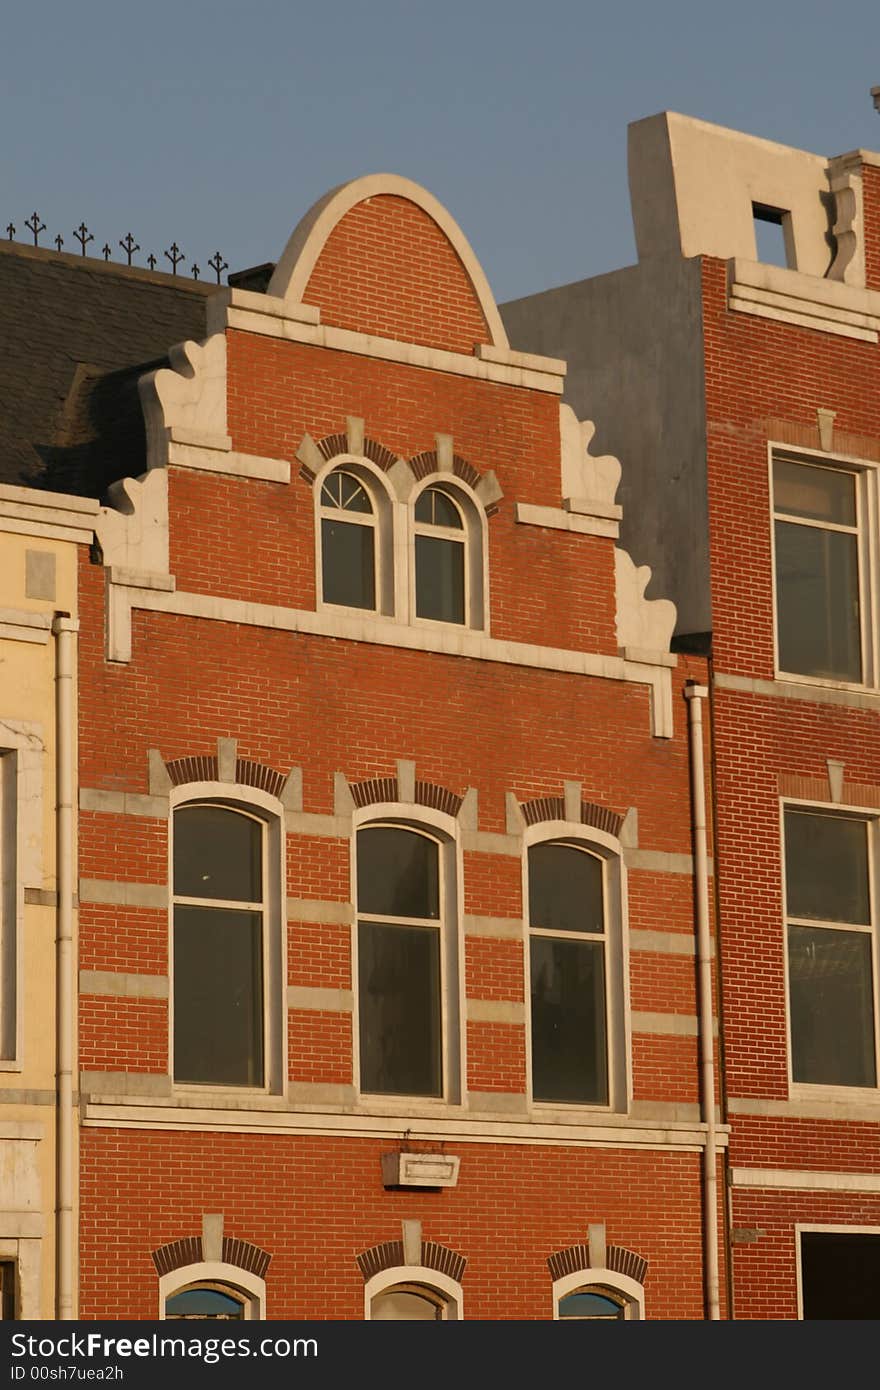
[501,253,710,637]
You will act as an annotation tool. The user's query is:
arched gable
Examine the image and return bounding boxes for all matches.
[268,175,508,354]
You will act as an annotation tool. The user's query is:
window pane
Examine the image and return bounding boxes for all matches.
[801,1232,880,1319]
[415,535,464,623]
[785,812,869,924]
[788,925,875,1087]
[174,807,261,902]
[357,827,439,919]
[372,1290,442,1320]
[321,469,373,514]
[559,1291,624,1318]
[529,844,603,934]
[774,460,856,526]
[358,921,441,1096]
[530,936,607,1104]
[165,1287,245,1319]
[775,521,861,681]
[321,518,376,610]
[415,487,463,529]
[174,905,264,1086]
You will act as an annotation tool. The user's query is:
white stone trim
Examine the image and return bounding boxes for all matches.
[631,1011,704,1037]
[728,1094,880,1121]
[0,485,98,547]
[79,879,166,909]
[287,897,352,925]
[515,502,619,539]
[287,986,353,1013]
[732,1167,880,1193]
[158,1262,266,1320]
[0,609,52,645]
[81,1098,728,1153]
[207,298,564,392]
[167,441,290,484]
[268,172,509,350]
[728,258,880,341]
[79,970,168,1000]
[466,999,524,1024]
[463,914,523,939]
[715,670,880,713]
[106,585,675,737]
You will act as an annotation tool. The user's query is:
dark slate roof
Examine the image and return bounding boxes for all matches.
[0,240,215,497]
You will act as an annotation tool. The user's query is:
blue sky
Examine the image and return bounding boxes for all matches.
[2,1,879,302]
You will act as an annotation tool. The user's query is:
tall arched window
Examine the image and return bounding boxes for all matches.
[173,804,266,1087]
[319,467,378,611]
[356,824,448,1098]
[414,486,466,624]
[528,841,609,1105]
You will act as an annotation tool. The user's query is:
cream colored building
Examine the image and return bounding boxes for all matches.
[0,486,96,1317]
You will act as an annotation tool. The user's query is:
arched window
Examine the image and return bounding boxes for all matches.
[371,1284,448,1320]
[552,1267,644,1320]
[164,1283,247,1320]
[414,486,466,624]
[558,1288,627,1319]
[173,804,266,1087]
[528,841,610,1106]
[356,823,455,1098]
[364,1266,463,1320]
[319,467,379,611]
[159,1262,266,1320]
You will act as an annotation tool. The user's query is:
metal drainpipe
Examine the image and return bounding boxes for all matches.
[685,682,721,1320]
[53,614,77,1319]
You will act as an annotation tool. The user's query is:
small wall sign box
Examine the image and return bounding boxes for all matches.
[381,1152,461,1189]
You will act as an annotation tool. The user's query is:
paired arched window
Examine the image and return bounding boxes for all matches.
[319,468,379,611]
[527,839,617,1107]
[172,803,269,1088]
[317,463,486,629]
[355,822,458,1100]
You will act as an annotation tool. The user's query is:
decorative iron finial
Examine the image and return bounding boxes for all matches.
[54,234,64,252]
[164,242,185,275]
[24,211,46,246]
[147,253,157,270]
[208,251,227,284]
[191,263,200,281]
[102,243,112,261]
[6,223,14,241]
[119,232,139,266]
[73,223,93,256]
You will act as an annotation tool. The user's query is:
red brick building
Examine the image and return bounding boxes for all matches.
[505,111,880,1320]
[58,174,720,1319]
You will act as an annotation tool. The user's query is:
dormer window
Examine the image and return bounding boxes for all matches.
[320,468,377,611]
[414,486,466,624]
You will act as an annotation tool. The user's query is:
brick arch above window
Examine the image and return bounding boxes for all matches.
[547,1242,648,1286]
[348,774,464,819]
[163,753,287,799]
[520,796,625,839]
[152,1236,271,1280]
[298,432,402,485]
[356,1239,466,1284]
[407,450,502,516]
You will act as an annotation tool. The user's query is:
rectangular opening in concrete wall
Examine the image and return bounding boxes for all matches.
[753,203,791,267]
[801,1231,880,1318]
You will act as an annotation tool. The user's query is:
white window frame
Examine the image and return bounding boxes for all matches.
[523,822,630,1115]
[552,1268,644,1320]
[795,1223,880,1320]
[781,798,880,1099]
[314,457,395,618]
[352,803,463,1109]
[159,1262,266,1320]
[769,444,878,691]
[410,476,488,633]
[364,1266,462,1320]
[169,784,285,1097]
